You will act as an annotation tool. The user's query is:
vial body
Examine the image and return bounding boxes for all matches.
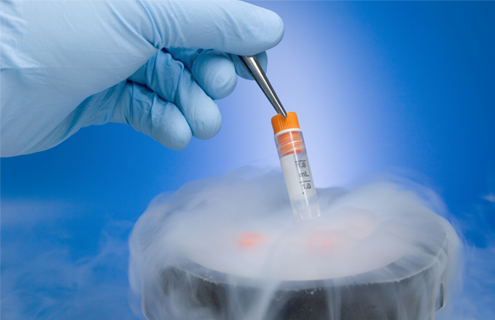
[275,130,321,220]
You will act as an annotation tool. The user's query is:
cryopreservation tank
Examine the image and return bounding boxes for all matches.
[129,171,458,320]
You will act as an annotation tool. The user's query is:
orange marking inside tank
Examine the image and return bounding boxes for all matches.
[238,233,266,248]
[307,232,335,249]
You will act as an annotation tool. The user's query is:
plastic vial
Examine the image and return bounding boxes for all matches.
[272,112,321,220]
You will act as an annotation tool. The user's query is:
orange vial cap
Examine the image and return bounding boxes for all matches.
[271,112,300,135]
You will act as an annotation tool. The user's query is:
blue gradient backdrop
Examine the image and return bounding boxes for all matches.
[2,2,494,319]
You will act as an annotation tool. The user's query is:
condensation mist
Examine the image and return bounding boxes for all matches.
[129,168,460,320]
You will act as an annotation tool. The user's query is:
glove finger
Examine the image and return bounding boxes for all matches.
[191,50,237,100]
[137,1,284,55]
[166,48,203,71]
[166,48,238,99]
[110,81,192,150]
[229,51,268,81]
[129,50,221,140]
[169,48,267,87]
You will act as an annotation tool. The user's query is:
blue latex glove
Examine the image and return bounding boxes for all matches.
[1,0,284,157]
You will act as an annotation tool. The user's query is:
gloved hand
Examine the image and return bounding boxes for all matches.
[0,0,284,157]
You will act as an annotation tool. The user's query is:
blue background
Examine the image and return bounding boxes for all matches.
[2,1,494,319]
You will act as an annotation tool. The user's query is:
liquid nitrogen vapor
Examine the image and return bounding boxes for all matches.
[129,168,459,320]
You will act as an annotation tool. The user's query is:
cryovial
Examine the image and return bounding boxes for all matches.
[272,112,321,220]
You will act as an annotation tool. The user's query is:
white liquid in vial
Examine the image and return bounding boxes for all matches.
[280,151,321,220]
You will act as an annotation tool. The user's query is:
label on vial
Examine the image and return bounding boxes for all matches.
[281,154,308,198]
